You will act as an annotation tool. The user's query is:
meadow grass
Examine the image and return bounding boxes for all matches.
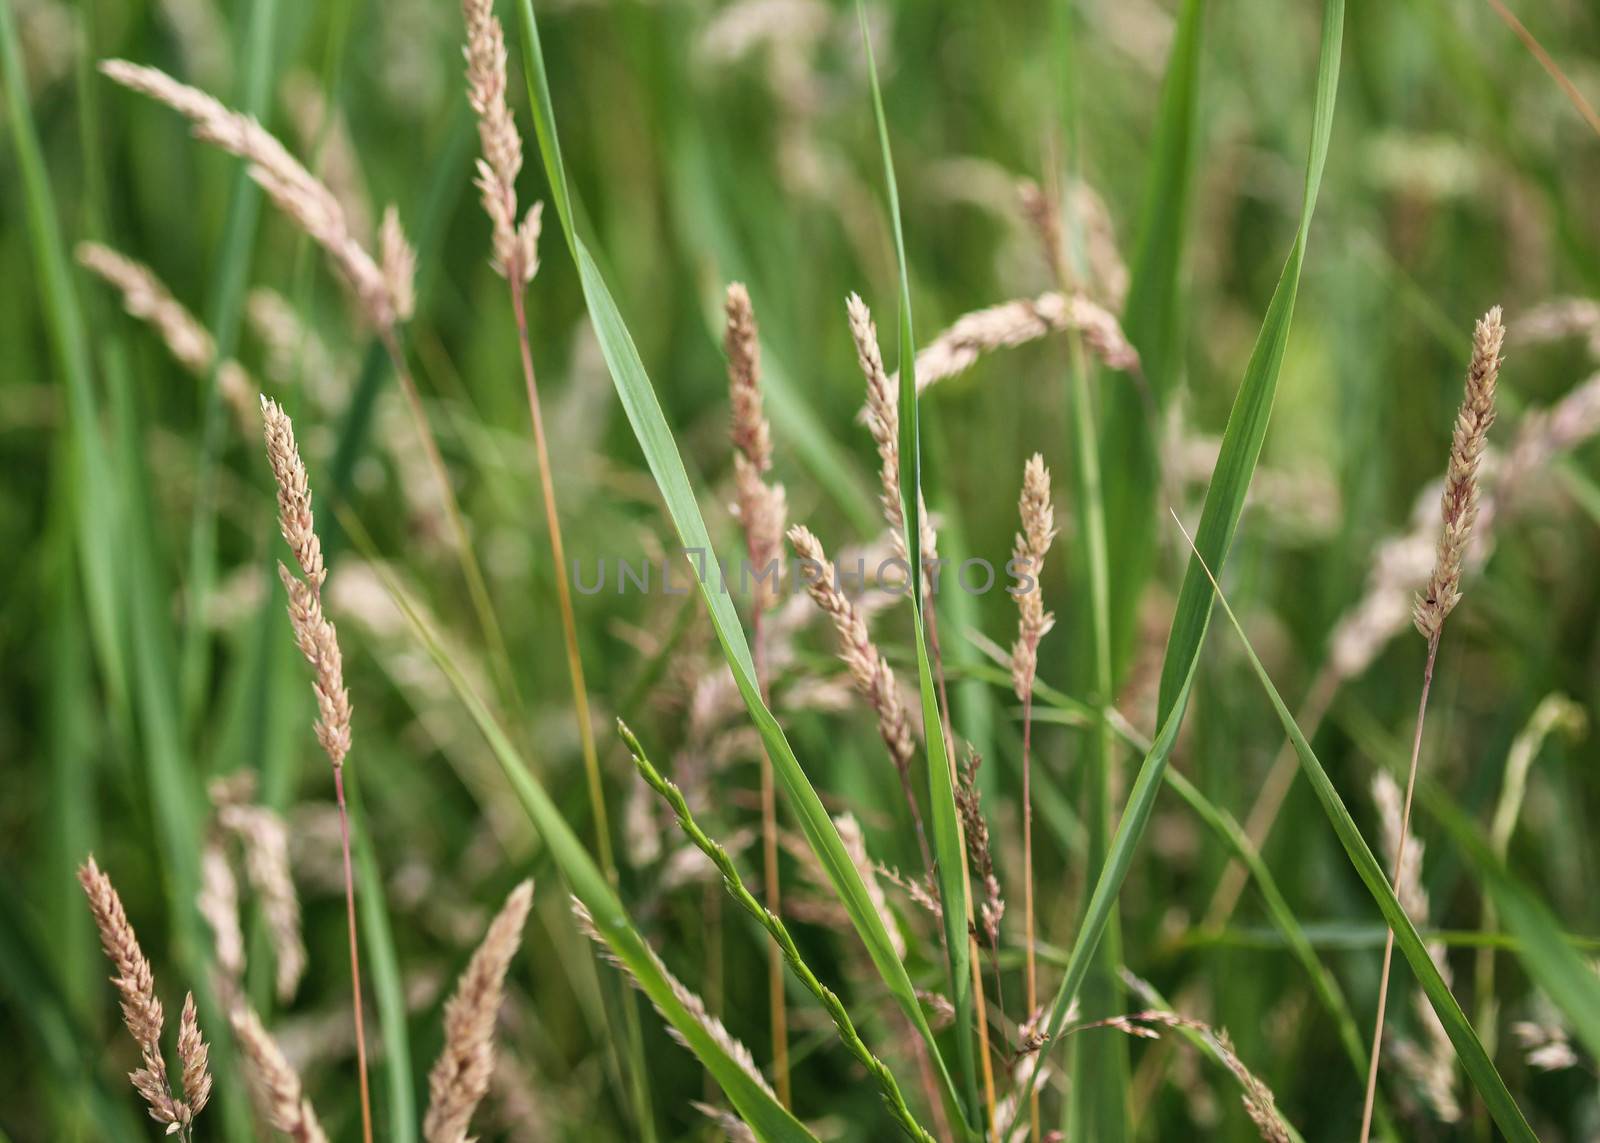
[4,0,1600,1140]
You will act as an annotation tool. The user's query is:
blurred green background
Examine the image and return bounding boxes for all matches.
[3,0,1600,1138]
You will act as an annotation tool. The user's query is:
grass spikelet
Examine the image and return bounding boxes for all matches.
[75,241,255,428]
[462,0,541,283]
[955,749,1003,951]
[77,855,196,1138]
[787,523,928,866]
[231,1004,331,1143]
[725,280,790,1105]
[1372,773,1460,1123]
[99,60,411,330]
[1413,307,1504,640]
[176,993,212,1123]
[260,395,372,1143]
[1009,452,1055,1141]
[423,880,535,1143]
[850,292,935,568]
[880,290,1139,403]
[568,896,776,1101]
[217,799,307,1003]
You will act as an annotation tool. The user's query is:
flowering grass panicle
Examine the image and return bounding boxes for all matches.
[424,880,535,1143]
[1414,306,1504,640]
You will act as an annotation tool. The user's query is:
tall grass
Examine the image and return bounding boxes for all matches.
[6,0,1600,1139]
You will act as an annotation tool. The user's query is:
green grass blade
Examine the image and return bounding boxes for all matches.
[1155,0,1342,722]
[362,564,817,1142]
[180,0,280,725]
[1018,0,1345,1112]
[1189,534,1537,1143]
[1162,770,1398,1141]
[1103,0,1207,675]
[513,0,968,1131]
[856,3,978,1124]
[1421,782,1600,1062]
[0,0,127,715]
[344,771,416,1143]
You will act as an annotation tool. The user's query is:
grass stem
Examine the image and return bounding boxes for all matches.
[1359,633,1439,1143]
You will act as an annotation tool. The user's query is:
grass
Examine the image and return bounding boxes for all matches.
[4,0,1600,1139]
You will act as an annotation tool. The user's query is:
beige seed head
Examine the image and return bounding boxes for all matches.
[76,242,256,428]
[1010,454,1057,701]
[218,802,307,1002]
[725,283,787,612]
[177,993,213,1120]
[231,1004,330,1143]
[1414,307,1504,641]
[77,856,190,1131]
[849,293,938,569]
[881,290,1138,407]
[100,60,412,330]
[261,397,353,771]
[461,0,542,284]
[787,525,915,776]
[423,880,535,1143]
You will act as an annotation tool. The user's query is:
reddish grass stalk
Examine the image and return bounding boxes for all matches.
[508,288,615,877]
[1359,635,1438,1141]
[332,766,374,1143]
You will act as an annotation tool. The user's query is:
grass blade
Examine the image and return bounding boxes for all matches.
[513,0,969,1132]
[1017,0,1345,1113]
[1185,525,1537,1142]
[1103,0,1206,675]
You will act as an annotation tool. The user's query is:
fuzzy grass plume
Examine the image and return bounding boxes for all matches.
[424,880,535,1143]
[231,1004,330,1143]
[725,280,790,1104]
[78,856,211,1140]
[99,61,413,330]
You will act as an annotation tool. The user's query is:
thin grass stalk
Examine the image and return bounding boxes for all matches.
[1359,307,1502,1143]
[1357,636,1436,1141]
[1011,454,1056,1143]
[724,281,791,1106]
[620,723,935,1142]
[507,288,613,875]
[1040,160,1127,1138]
[262,399,373,1143]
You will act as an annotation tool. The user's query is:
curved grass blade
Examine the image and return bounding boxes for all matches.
[1162,770,1398,1141]
[512,0,969,1131]
[1183,527,1537,1143]
[363,563,816,1142]
[1420,779,1600,1063]
[1015,0,1346,1114]
[180,0,280,725]
[621,724,935,1142]
[855,2,979,1124]
[1104,0,1207,675]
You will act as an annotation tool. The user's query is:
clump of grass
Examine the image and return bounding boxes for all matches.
[77,856,213,1141]
[1360,306,1503,1143]
[619,721,935,1142]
